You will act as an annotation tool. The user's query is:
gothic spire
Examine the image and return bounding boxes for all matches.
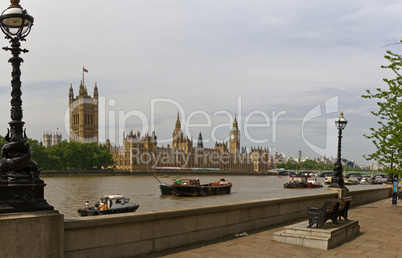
[175,112,181,129]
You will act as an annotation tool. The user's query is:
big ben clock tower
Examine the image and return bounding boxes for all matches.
[229,116,240,155]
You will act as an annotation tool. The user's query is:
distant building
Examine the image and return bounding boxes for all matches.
[108,114,275,172]
[197,132,203,149]
[43,132,52,147]
[315,156,334,165]
[43,131,62,147]
[69,82,98,144]
[368,163,384,171]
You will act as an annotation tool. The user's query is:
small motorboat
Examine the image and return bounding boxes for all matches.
[77,194,139,216]
[344,178,359,185]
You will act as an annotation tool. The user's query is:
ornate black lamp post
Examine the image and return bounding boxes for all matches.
[329,112,348,188]
[0,0,53,213]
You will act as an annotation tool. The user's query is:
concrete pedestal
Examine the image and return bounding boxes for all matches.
[325,187,349,198]
[273,219,359,250]
[0,210,64,258]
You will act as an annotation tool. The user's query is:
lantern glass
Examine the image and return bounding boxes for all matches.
[335,112,347,130]
[0,5,33,38]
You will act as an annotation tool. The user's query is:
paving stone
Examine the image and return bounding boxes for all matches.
[140,198,402,257]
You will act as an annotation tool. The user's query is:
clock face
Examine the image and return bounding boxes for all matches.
[231,135,235,140]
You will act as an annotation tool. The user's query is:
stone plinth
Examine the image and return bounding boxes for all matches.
[273,219,359,250]
[0,210,64,257]
[325,187,349,198]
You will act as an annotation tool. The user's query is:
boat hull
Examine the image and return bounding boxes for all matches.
[306,183,323,188]
[77,204,140,216]
[172,183,232,197]
[344,180,359,185]
[159,184,172,195]
[283,182,307,188]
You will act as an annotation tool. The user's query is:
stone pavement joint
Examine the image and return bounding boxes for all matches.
[139,198,402,257]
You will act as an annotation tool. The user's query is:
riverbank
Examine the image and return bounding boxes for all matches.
[40,169,277,176]
[63,187,391,257]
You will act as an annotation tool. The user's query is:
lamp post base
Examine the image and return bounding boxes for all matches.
[325,187,349,198]
[328,176,345,189]
[0,172,53,213]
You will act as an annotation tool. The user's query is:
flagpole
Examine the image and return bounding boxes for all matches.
[82,65,84,85]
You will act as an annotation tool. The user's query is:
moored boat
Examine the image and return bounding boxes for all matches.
[324,176,332,185]
[344,178,360,185]
[306,177,323,188]
[360,176,383,185]
[284,175,309,188]
[171,178,232,197]
[77,194,140,216]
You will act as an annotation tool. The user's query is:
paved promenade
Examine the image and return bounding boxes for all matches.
[142,198,402,257]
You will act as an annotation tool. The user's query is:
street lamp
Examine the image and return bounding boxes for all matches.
[0,0,53,213]
[329,112,348,188]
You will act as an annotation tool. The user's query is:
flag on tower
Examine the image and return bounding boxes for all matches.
[82,66,89,85]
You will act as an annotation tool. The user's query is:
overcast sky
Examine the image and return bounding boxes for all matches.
[0,0,401,165]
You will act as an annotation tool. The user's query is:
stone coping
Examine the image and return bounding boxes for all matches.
[0,210,62,220]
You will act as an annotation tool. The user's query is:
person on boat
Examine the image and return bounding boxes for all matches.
[218,179,228,185]
[94,201,100,210]
[84,201,89,210]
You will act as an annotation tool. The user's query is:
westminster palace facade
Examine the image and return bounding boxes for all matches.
[108,113,274,172]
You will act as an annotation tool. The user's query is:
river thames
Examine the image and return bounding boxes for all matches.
[43,175,386,219]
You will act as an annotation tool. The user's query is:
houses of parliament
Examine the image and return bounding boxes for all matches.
[68,84,274,172]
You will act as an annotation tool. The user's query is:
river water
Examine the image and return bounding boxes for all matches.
[43,175,386,219]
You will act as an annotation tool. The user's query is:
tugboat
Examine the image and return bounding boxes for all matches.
[77,194,140,216]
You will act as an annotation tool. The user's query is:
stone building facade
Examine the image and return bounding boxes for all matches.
[43,131,62,147]
[69,82,99,144]
[108,114,274,172]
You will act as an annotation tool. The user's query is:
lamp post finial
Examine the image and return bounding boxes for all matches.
[10,0,20,7]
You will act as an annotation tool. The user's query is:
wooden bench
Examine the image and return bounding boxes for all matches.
[338,196,353,221]
[307,197,353,229]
